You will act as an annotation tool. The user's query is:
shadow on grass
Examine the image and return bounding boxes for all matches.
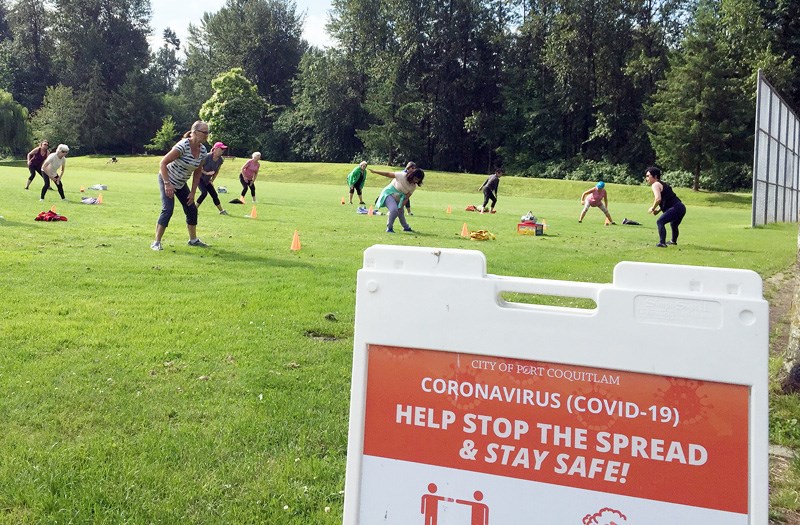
[0,159,28,169]
[0,217,30,228]
[704,192,752,206]
[196,247,316,268]
[696,244,759,254]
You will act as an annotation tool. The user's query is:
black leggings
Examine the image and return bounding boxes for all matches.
[28,166,43,183]
[656,202,687,244]
[240,174,255,198]
[41,173,65,200]
[482,189,497,209]
[197,179,221,207]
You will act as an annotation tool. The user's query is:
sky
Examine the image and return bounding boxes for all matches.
[148,0,333,52]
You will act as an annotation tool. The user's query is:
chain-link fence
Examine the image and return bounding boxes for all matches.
[752,70,800,227]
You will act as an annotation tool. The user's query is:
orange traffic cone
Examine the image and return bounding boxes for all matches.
[461,223,469,238]
[446,205,452,214]
[79,186,85,193]
[368,206,374,216]
[97,193,103,204]
[50,205,57,213]
[290,230,301,251]
[341,197,346,205]
[249,205,257,219]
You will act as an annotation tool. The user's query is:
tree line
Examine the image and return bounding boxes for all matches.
[0,0,797,191]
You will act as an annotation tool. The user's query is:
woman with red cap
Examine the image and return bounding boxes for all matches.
[197,141,228,215]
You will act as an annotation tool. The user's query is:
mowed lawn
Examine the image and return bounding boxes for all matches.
[0,156,796,523]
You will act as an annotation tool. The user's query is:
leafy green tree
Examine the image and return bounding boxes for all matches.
[145,116,179,153]
[199,68,268,156]
[0,89,30,155]
[29,84,82,149]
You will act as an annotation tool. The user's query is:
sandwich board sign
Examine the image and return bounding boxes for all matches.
[343,245,768,524]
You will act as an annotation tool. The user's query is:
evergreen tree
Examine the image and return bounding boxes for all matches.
[107,71,163,153]
[78,64,111,152]
[760,0,800,108]
[276,48,367,161]
[52,0,151,91]
[647,0,750,190]
[145,116,179,154]
[149,28,182,94]
[5,0,55,110]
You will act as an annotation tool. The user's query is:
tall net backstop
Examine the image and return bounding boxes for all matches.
[752,70,800,227]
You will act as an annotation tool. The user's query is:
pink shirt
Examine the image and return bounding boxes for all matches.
[587,187,606,205]
[241,159,260,182]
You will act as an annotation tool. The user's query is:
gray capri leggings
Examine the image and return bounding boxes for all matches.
[157,175,198,227]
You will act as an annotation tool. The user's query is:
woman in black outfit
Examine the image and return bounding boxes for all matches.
[645,166,686,248]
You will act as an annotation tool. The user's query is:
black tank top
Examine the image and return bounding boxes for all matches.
[660,181,681,210]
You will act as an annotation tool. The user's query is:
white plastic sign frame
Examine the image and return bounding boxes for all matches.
[344,245,767,525]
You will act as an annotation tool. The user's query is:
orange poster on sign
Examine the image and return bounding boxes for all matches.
[363,344,749,514]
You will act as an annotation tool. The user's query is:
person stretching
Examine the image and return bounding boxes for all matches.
[151,121,209,250]
[579,181,615,224]
[197,141,228,215]
[26,140,49,190]
[645,166,686,247]
[347,161,368,205]
[478,167,503,213]
[40,144,69,202]
[370,165,425,233]
[239,152,261,203]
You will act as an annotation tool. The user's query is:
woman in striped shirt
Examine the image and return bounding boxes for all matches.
[151,120,209,251]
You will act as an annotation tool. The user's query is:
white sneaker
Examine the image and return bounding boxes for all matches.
[151,241,162,251]
[188,238,208,247]
[252,198,257,203]
[219,209,228,215]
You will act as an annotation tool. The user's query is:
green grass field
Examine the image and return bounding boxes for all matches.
[0,155,797,523]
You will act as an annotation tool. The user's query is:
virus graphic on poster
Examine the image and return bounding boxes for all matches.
[655,377,712,425]
[571,383,618,432]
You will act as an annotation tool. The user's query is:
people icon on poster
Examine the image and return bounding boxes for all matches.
[421,484,490,524]
[421,483,446,525]
[456,491,489,525]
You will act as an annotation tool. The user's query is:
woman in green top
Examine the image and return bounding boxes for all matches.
[347,161,368,205]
